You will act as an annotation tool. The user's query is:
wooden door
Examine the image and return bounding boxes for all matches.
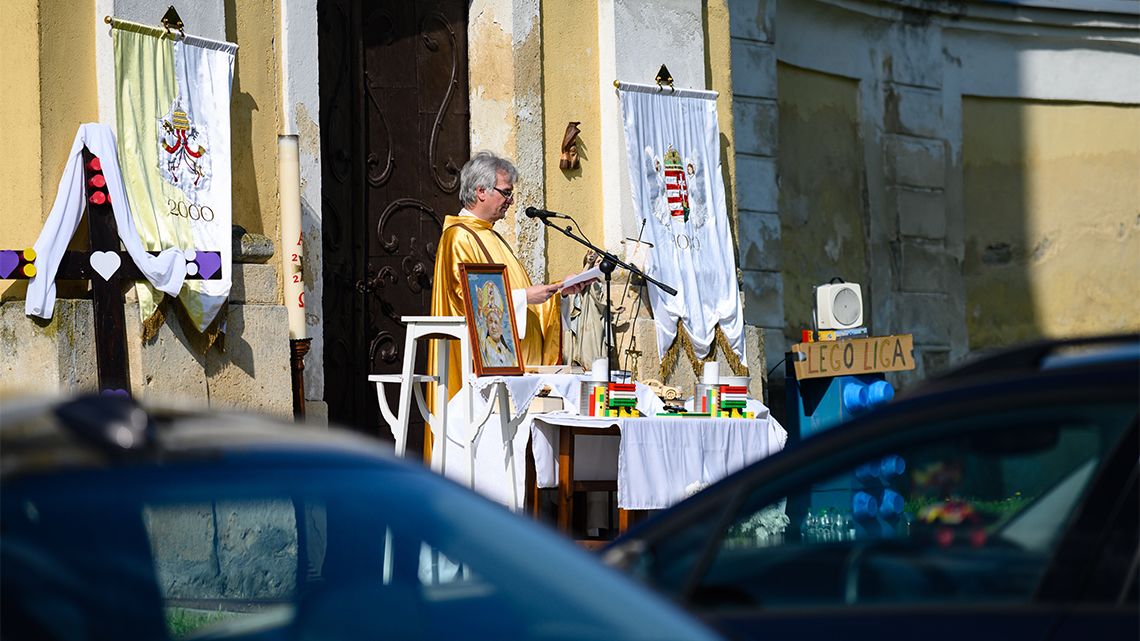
[319,0,469,442]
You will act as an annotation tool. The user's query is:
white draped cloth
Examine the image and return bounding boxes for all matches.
[531,400,786,510]
[433,374,661,510]
[26,124,186,319]
[619,83,745,361]
[432,371,785,511]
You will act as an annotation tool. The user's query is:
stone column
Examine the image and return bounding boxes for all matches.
[874,20,955,386]
[730,0,782,394]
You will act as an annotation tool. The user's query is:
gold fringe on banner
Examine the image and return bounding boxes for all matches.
[715,326,747,376]
[141,301,167,342]
[659,324,748,380]
[142,297,227,353]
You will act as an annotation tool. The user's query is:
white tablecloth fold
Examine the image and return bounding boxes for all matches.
[532,405,786,510]
[440,375,785,512]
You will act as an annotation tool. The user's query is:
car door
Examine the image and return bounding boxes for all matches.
[624,398,1138,641]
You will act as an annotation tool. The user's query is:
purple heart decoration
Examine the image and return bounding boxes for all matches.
[0,250,18,279]
[196,251,222,280]
[100,388,130,397]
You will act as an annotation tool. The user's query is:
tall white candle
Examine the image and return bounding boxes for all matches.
[591,358,609,382]
[702,361,720,386]
[278,135,306,339]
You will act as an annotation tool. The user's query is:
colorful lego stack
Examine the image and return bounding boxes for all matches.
[604,382,640,417]
[800,327,868,342]
[581,381,608,417]
[698,384,755,418]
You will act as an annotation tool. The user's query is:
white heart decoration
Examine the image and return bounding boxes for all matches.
[90,251,121,281]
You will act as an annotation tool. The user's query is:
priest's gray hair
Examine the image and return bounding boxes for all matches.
[459,151,518,206]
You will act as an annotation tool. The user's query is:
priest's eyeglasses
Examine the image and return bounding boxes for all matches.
[493,187,514,201]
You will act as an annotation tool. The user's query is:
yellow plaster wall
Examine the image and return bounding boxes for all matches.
[704,0,736,242]
[2,1,281,300]
[0,1,43,263]
[963,99,1140,348]
[39,1,99,209]
[0,0,98,300]
[227,0,280,241]
[541,0,603,281]
[777,64,867,337]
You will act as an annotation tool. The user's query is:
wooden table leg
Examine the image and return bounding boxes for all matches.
[557,424,574,532]
[618,508,630,534]
[525,434,540,519]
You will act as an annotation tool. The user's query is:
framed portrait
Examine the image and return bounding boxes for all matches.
[459,263,525,377]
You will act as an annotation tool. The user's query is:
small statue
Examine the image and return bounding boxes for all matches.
[563,250,609,368]
[559,121,581,170]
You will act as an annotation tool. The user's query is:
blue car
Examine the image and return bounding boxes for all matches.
[1,395,722,641]
[603,335,1138,641]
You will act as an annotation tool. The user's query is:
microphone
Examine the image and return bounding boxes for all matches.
[524,206,567,220]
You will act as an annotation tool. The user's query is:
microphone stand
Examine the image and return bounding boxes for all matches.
[535,215,677,380]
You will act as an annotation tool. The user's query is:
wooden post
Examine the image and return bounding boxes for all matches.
[82,150,131,393]
[290,337,311,419]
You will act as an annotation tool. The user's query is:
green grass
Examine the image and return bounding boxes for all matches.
[165,608,239,638]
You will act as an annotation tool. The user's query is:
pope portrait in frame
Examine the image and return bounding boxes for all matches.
[460,263,524,376]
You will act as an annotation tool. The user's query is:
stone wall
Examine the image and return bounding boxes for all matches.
[145,500,298,600]
[1,250,293,419]
[729,0,782,398]
[728,0,1140,398]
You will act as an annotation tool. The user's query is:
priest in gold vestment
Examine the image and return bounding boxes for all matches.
[425,151,590,459]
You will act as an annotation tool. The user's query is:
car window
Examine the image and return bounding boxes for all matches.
[3,460,720,641]
[687,404,1134,611]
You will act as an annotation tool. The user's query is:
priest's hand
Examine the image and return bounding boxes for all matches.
[526,283,562,304]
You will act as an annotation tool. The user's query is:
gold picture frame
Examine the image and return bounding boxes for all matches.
[459,263,524,377]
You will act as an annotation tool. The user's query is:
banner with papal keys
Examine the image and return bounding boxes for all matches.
[113,21,237,338]
[618,83,745,362]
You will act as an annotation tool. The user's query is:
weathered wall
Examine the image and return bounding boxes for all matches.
[729,0,780,393]
[542,0,604,282]
[227,0,282,238]
[777,65,867,338]
[279,0,324,406]
[963,99,1140,348]
[0,0,98,302]
[469,0,548,282]
[728,0,1140,399]
[1,0,292,419]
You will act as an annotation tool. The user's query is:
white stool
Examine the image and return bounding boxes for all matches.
[369,316,501,489]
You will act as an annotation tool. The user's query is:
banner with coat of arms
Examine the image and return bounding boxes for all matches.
[618,83,745,362]
[113,22,237,339]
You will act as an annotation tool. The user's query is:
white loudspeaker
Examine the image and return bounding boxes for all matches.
[814,282,863,330]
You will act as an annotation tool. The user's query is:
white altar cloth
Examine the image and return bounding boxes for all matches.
[531,406,787,510]
[435,373,784,512]
[433,375,659,510]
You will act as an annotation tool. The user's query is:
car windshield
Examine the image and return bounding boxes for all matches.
[637,402,1135,610]
[2,454,719,641]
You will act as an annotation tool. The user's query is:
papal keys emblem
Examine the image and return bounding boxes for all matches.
[158,100,211,195]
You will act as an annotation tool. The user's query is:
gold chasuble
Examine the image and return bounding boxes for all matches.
[424,214,562,459]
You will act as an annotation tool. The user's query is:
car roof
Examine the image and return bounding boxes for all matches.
[613,334,1139,543]
[912,333,1138,391]
[0,394,399,480]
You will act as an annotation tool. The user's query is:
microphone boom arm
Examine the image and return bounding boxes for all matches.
[539,217,677,297]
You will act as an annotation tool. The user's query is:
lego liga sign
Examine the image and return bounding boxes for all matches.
[792,335,915,380]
